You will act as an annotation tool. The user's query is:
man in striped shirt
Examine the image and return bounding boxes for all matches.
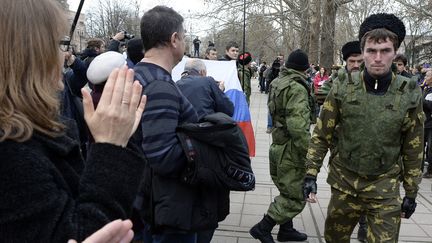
[133,6,201,243]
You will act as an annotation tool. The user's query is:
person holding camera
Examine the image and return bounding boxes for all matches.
[107,31,134,53]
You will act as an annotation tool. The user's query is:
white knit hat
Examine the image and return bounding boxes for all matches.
[86,51,126,84]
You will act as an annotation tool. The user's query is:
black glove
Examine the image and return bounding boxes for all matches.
[401,196,417,219]
[303,175,317,199]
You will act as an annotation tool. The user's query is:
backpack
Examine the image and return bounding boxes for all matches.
[268,71,317,125]
[176,112,255,191]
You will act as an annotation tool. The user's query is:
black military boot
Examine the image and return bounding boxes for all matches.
[277,219,307,241]
[357,214,367,242]
[423,164,432,178]
[249,214,276,243]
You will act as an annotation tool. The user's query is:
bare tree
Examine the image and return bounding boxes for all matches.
[394,0,432,65]
[298,0,312,53]
[85,0,140,41]
[308,0,321,64]
[319,0,353,69]
[92,0,430,67]
[199,0,314,61]
[394,0,432,19]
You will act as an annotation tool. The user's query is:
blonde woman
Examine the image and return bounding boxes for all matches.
[0,0,146,242]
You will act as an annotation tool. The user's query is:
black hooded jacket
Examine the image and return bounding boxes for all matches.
[136,113,254,234]
[177,112,254,191]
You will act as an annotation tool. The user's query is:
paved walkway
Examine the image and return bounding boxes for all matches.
[212,78,432,242]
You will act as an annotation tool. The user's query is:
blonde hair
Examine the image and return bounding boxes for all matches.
[0,0,67,142]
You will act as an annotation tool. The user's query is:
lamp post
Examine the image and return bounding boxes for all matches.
[77,30,85,53]
[188,9,194,56]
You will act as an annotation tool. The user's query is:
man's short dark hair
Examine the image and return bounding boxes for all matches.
[225,41,239,51]
[360,28,399,51]
[140,6,184,51]
[394,53,408,66]
[205,46,217,54]
[87,38,104,49]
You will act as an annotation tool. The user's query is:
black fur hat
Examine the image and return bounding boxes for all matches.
[341,41,361,61]
[358,13,405,48]
[238,52,252,66]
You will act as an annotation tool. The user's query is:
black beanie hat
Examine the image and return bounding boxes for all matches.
[358,13,405,48]
[285,49,309,71]
[341,41,361,61]
[238,52,252,66]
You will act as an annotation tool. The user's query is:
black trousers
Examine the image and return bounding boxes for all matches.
[196,229,215,243]
[259,76,266,92]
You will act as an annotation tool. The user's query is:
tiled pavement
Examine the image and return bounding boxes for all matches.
[211,78,432,242]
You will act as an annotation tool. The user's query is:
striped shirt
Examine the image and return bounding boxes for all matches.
[134,62,198,176]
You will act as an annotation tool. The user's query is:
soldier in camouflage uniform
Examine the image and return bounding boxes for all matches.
[250,49,314,243]
[238,52,252,106]
[303,14,424,243]
[334,40,369,242]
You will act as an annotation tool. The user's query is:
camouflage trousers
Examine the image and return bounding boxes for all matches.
[325,187,402,243]
[267,143,306,224]
[244,89,251,106]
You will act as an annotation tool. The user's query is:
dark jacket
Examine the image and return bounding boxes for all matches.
[259,65,267,78]
[176,74,238,231]
[177,72,234,121]
[399,70,413,78]
[107,39,122,53]
[177,112,254,191]
[193,38,201,49]
[61,58,90,157]
[423,86,432,128]
[0,119,146,242]
[79,48,98,66]
[174,113,254,228]
[266,66,280,84]
[134,63,218,234]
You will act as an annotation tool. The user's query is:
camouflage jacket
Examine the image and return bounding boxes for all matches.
[238,66,251,94]
[268,67,312,160]
[306,70,424,199]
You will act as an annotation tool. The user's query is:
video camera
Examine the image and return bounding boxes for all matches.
[123,31,135,40]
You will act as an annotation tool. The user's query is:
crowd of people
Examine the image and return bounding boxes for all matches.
[0,0,430,243]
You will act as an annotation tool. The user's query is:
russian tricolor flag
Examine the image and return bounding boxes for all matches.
[172,57,256,157]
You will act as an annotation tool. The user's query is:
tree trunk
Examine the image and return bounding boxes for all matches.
[320,0,337,69]
[279,0,290,55]
[299,0,311,53]
[308,0,321,64]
